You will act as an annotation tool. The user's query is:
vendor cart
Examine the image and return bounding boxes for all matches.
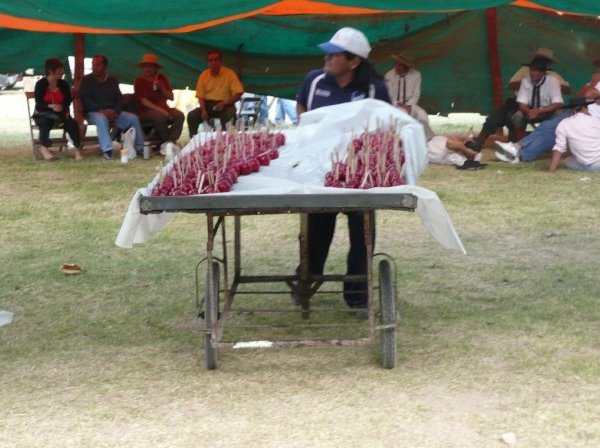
[139,191,418,370]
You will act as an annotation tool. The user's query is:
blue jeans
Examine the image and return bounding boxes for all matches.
[564,156,600,171]
[87,111,145,153]
[519,112,569,162]
[275,98,298,125]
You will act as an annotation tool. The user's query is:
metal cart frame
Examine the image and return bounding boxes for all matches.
[139,192,418,369]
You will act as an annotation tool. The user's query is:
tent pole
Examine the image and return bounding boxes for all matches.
[486,8,503,110]
[73,33,85,138]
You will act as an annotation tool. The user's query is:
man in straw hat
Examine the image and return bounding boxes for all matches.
[384,52,434,140]
[187,50,244,135]
[475,51,564,146]
[80,54,145,160]
[294,27,390,317]
[475,48,568,147]
[495,63,600,164]
[134,54,184,151]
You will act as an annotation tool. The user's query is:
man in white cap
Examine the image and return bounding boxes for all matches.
[384,52,434,139]
[294,27,390,316]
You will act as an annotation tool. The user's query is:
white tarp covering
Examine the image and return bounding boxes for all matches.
[116,99,465,254]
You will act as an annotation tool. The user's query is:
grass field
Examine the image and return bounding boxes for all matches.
[1,88,599,447]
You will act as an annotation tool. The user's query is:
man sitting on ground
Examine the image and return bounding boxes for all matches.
[186,50,244,136]
[475,48,568,146]
[548,98,600,172]
[80,54,145,160]
[495,63,600,164]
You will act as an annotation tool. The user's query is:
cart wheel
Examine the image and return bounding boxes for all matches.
[379,259,397,369]
[204,261,220,370]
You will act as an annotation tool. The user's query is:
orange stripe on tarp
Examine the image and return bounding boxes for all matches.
[261,0,381,15]
[261,0,472,15]
[0,5,274,34]
[510,0,587,16]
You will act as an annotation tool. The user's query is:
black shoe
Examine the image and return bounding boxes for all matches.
[101,150,113,161]
[456,160,486,170]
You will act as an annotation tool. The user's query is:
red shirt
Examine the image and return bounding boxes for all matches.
[134,74,172,111]
[43,87,65,106]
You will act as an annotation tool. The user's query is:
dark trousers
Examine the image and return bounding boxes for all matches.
[138,108,184,144]
[480,97,518,140]
[34,115,81,148]
[186,101,237,136]
[300,211,375,308]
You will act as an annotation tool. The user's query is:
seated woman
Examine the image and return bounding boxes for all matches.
[33,58,82,161]
[133,54,184,151]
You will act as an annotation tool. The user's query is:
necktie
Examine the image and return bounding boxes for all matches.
[530,76,546,109]
[397,74,407,104]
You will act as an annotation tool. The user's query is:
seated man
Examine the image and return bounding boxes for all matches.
[384,52,434,140]
[80,54,144,160]
[476,48,568,145]
[133,54,184,151]
[186,50,244,136]
[548,98,600,172]
[495,66,600,163]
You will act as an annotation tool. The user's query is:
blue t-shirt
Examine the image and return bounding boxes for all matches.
[296,69,391,111]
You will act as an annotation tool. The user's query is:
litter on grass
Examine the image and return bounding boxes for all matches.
[0,310,13,328]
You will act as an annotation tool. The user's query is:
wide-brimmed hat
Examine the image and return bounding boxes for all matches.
[561,96,595,109]
[522,56,552,71]
[529,47,555,63]
[136,54,162,68]
[391,52,415,68]
[318,27,371,59]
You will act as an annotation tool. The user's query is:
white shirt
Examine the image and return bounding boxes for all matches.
[509,67,569,94]
[553,112,600,166]
[516,75,563,107]
[384,68,421,106]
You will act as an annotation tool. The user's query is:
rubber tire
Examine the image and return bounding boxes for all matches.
[204,261,220,370]
[379,260,397,369]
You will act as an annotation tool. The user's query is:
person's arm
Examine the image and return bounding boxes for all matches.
[548,121,568,172]
[214,70,244,111]
[296,102,307,117]
[445,136,478,160]
[135,77,169,115]
[548,149,562,172]
[60,80,73,109]
[33,78,51,112]
[405,70,421,106]
[158,74,174,101]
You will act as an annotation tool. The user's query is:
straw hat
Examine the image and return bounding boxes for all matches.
[391,52,415,68]
[136,54,163,68]
[529,47,555,63]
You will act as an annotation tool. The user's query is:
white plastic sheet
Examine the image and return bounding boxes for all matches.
[0,310,13,328]
[116,99,465,254]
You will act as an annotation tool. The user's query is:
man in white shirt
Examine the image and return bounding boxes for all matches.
[512,56,563,140]
[475,48,568,146]
[384,53,434,139]
[548,98,600,172]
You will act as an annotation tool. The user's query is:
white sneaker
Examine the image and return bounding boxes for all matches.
[494,140,520,158]
[495,150,519,164]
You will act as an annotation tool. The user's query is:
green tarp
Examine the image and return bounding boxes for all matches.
[1,2,599,114]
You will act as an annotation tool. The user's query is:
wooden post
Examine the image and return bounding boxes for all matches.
[486,8,503,110]
[72,33,85,138]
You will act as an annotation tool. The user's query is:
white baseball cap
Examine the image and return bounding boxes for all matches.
[318,27,371,59]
